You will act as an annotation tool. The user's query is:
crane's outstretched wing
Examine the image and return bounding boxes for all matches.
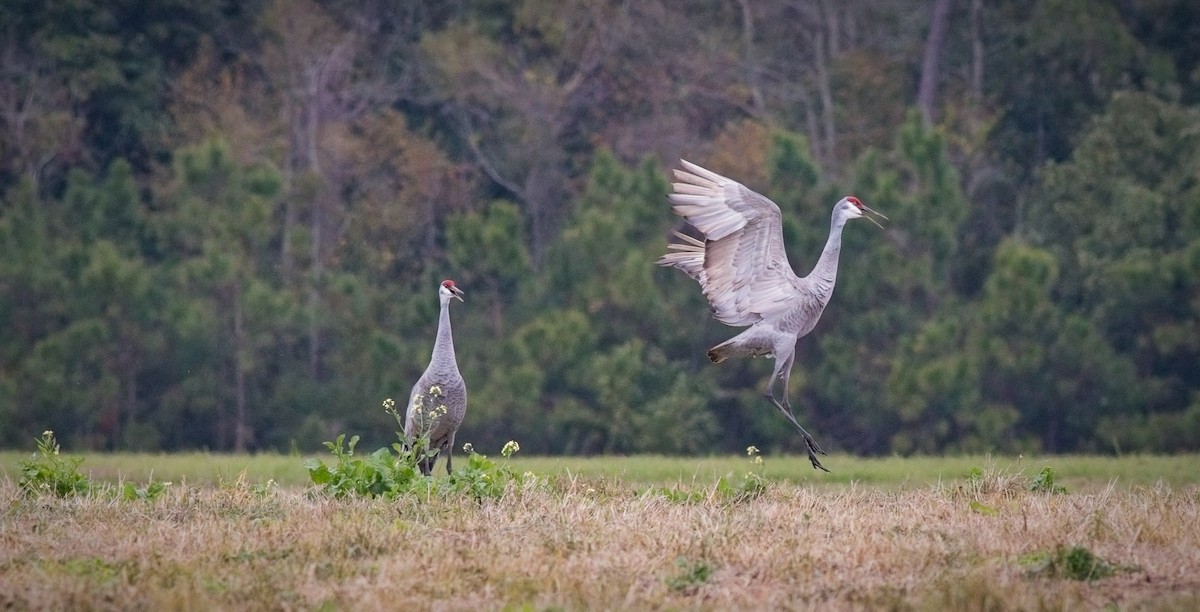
[657,160,800,327]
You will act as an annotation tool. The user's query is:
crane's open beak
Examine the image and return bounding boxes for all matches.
[451,286,465,302]
[862,206,888,230]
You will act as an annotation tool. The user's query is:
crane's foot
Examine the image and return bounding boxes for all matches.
[805,434,828,456]
[765,394,830,470]
[803,433,831,472]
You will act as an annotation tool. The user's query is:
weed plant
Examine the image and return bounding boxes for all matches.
[16,431,173,502]
[648,445,768,504]
[1019,545,1129,581]
[303,398,529,500]
[17,431,91,497]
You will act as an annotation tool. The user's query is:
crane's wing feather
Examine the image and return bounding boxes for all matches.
[657,160,800,326]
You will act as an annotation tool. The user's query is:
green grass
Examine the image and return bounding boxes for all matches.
[496,453,1200,493]
[3,450,1197,490]
[0,450,306,486]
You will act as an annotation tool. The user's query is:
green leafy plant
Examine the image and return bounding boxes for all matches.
[965,466,984,486]
[121,478,171,502]
[738,445,769,500]
[969,500,998,516]
[650,445,769,504]
[251,479,278,499]
[304,399,529,500]
[1019,545,1125,581]
[398,392,447,469]
[304,433,422,499]
[1028,466,1068,494]
[18,431,91,497]
[447,441,526,501]
[665,557,714,594]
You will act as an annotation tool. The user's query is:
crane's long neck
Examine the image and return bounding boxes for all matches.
[430,300,457,369]
[806,215,849,302]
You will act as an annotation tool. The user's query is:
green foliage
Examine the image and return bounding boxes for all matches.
[1028,466,1067,494]
[304,399,529,500]
[968,500,998,516]
[1030,92,1200,429]
[989,0,1145,168]
[665,557,714,594]
[303,434,423,499]
[1019,546,1124,581]
[888,239,1141,454]
[446,445,525,502]
[649,445,768,504]
[121,479,171,502]
[1097,401,1200,454]
[18,431,91,497]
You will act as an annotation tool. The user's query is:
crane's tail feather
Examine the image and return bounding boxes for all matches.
[707,331,774,364]
[706,340,740,363]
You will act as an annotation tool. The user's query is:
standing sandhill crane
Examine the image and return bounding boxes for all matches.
[657,160,886,472]
[405,279,468,475]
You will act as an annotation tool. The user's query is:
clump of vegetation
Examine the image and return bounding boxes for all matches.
[952,463,1025,501]
[121,478,171,502]
[304,398,529,500]
[17,430,227,503]
[18,431,91,497]
[304,433,419,498]
[1019,545,1128,581]
[665,557,714,594]
[649,445,768,504]
[955,462,1068,505]
[1028,466,1068,494]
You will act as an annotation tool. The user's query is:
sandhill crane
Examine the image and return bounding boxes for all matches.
[657,160,886,472]
[405,279,467,475]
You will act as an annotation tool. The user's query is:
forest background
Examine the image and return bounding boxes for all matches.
[2,0,1198,457]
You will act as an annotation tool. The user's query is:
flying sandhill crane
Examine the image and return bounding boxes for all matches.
[657,160,886,472]
[405,279,468,475]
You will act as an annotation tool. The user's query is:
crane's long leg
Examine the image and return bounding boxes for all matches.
[765,351,830,472]
[444,432,456,475]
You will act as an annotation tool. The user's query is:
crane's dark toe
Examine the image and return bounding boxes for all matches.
[807,449,831,472]
[803,436,830,472]
[808,437,828,456]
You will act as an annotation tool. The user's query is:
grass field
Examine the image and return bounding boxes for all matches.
[2,449,1199,610]
[4,450,1198,490]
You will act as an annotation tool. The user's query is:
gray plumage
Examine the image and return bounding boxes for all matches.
[657,160,886,472]
[404,279,467,475]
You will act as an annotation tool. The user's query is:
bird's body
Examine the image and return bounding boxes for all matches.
[657,160,885,472]
[404,280,467,475]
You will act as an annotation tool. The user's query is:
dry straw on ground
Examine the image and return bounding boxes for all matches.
[1,470,1198,610]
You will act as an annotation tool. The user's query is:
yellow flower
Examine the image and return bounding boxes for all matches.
[502,440,520,458]
[746,445,760,456]
[462,442,474,454]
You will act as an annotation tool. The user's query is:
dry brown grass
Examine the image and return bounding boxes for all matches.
[1,470,1198,611]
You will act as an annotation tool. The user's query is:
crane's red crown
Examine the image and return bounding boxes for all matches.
[846,196,864,209]
[441,279,457,289]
